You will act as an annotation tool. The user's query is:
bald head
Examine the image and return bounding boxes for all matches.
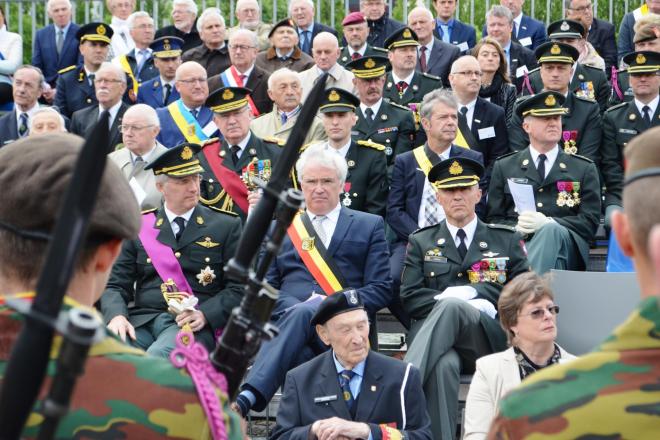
[312,32,341,71]
[449,56,482,102]
[175,61,209,107]
[408,6,435,44]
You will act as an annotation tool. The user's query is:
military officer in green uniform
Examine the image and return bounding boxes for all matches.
[488,91,601,274]
[401,156,529,440]
[510,42,602,163]
[308,87,389,217]
[100,142,244,358]
[346,55,416,168]
[488,123,660,440]
[523,19,609,112]
[601,51,660,227]
[338,11,388,66]
[197,86,282,219]
[382,27,442,113]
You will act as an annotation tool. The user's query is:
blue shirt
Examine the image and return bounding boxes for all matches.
[503,40,512,69]
[57,22,72,40]
[436,18,454,43]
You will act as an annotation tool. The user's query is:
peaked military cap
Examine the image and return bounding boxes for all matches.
[345,55,389,79]
[625,126,660,186]
[145,142,204,177]
[548,19,585,40]
[268,18,296,38]
[310,289,364,326]
[384,26,419,50]
[516,90,568,118]
[319,87,360,113]
[76,22,113,44]
[342,11,366,27]
[150,36,184,58]
[623,51,660,74]
[206,87,252,114]
[428,157,484,189]
[534,41,579,64]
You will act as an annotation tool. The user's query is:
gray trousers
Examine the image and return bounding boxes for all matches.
[134,312,214,358]
[527,221,580,274]
[404,298,491,440]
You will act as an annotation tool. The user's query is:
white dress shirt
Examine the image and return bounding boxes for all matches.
[529,144,559,179]
[458,98,477,130]
[446,215,478,250]
[228,132,252,160]
[360,99,383,120]
[164,205,195,236]
[392,70,415,87]
[634,95,659,119]
[307,202,341,248]
[100,100,123,128]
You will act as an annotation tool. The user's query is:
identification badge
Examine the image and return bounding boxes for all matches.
[314,395,338,403]
[478,126,496,140]
[619,128,637,135]
[424,256,448,263]
[515,65,528,78]
[457,41,469,52]
[519,37,532,47]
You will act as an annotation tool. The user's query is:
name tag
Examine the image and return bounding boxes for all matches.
[425,256,448,263]
[478,126,496,140]
[511,178,528,184]
[457,41,469,52]
[619,128,637,135]
[314,395,338,404]
[516,65,528,78]
[519,37,532,47]
[202,120,216,137]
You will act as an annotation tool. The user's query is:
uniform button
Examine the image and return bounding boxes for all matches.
[146,258,151,264]
[538,188,544,193]
[205,257,210,262]
[430,272,435,276]
[386,139,391,143]
[209,178,214,183]
[537,202,543,208]
[458,273,463,278]
[175,252,181,258]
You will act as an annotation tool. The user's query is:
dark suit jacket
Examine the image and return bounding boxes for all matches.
[366,16,406,49]
[137,77,180,108]
[155,103,217,148]
[32,23,81,86]
[70,102,128,150]
[386,145,484,242]
[266,207,392,315]
[486,15,547,50]
[617,10,637,62]
[418,37,460,87]
[0,110,19,146]
[272,350,432,440]
[155,24,202,54]
[181,43,231,77]
[433,18,476,52]
[207,65,272,114]
[509,41,538,92]
[588,17,617,77]
[297,22,338,55]
[465,97,509,183]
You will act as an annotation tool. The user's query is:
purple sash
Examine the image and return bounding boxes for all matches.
[139,212,193,294]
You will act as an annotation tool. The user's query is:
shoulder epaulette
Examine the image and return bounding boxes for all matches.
[422,72,441,81]
[357,139,385,151]
[527,66,540,75]
[388,101,411,112]
[411,224,437,235]
[581,63,603,72]
[58,65,77,74]
[571,153,594,163]
[200,137,220,148]
[487,223,517,233]
[207,205,239,216]
[141,207,158,215]
[494,150,519,161]
[263,136,285,146]
[604,101,629,113]
[372,47,388,53]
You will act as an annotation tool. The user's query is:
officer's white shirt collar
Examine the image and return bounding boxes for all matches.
[392,70,415,86]
[349,43,368,56]
[529,144,559,178]
[160,76,174,86]
[327,139,352,158]
[634,95,659,118]
[130,143,159,164]
[360,98,382,118]
[458,98,477,129]
[228,131,252,159]
[446,214,478,250]
[306,202,341,247]
[100,100,123,127]
[181,101,202,114]
[163,204,195,233]
[419,38,433,54]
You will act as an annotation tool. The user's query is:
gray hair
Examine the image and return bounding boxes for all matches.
[267,67,301,90]
[236,0,260,12]
[29,107,66,131]
[229,28,258,47]
[407,6,434,22]
[127,11,153,30]
[296,143,348,185]
[420,89,457,120]
[15,64,46,88]
[97,62,127,84]
[288,0,315,14]
[172,0,198,16]
[197,7,225,33]
[486,5,513,25]
[47,0,72,11]
[123,103,160,127]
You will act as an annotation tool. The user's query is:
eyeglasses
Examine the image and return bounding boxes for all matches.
[94,78,124,84]
[453,70,483,77]
[177,78,207,85]
[521,305,560,320]
[229,44,257,52]
[119,124,154,133]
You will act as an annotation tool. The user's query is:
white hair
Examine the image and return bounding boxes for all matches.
[419,89,457,120]
[407,6,434,22]
[267,67,301,90]
[172,0,198,16]
[229,28,258,47]
[486,5,513,24]
[296,143,348,185]
[236,0,260,12]
[47,0,72,11]
[127,11,153,29]
[288,0,315,14]
[196,7,225,33]
[123,103,160,127]
[29,107,66,131]
[97,62,127,84]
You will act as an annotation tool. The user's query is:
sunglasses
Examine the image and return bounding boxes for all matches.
[521,305,560,319]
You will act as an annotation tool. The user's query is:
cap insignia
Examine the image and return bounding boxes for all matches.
[637,53,647,64]
[164,40,171,50]
[545,94,556,106]
[181,146,193,160]
[560,21,570,31]
[328,90,340,102]
[97,24,106,35]
[365,58,376,68]
[222,89,234,100]
[551,44,561,55]
[403,28,412,38]
[449,161,463,176]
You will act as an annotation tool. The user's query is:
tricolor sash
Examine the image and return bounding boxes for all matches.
[139,212,193,294]
[413,145,434,176]
[220,66,260,117]
[287,212,347,295]
[167,100,212,144]
[201,141,249,213]
[118,55,139,98]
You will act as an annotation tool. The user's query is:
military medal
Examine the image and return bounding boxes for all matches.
[342,182,352,207]
[385,146,393,156]
[562,130,578,155]
[196,266,217,286]
[241,158,272,190]
[577,81,595,100]
[556,181,581,207]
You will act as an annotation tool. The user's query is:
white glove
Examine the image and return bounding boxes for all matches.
[517,211,551,233]
[434,286,477,302]
[466,298,497,319]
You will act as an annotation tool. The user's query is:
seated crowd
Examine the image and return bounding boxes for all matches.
[1,0,660,438]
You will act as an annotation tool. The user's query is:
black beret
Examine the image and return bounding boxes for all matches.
[311,289,364,326]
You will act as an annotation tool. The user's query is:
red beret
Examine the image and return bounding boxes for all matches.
[342,11,366,27]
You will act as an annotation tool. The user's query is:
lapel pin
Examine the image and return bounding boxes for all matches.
[371,385,377,392]
[412,84,419,91]
[347,159,356,167]
[629,113,636,121]
[559,163,566,169]
[249,148,257,155]
[522,159,529,166]
[386,82,392,88]
[438,238,445,245]
[474,119,481,124]
[156,218,163,227]
[479,241,487,249]
[578,74,584,80]
[381,114,387,120]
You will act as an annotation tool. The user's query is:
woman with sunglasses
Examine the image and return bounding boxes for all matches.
[463,271,574,440]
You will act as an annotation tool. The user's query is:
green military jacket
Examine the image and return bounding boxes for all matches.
[100,204,243,331]
[337,45,388,66]
[351,99,417,167]
[486,147,601,267]
[400,219,529,351]
[524,63,610,112]
[509,91,602,163]
[490,296,660,439]
[0,295,243,439]
[601,100,660,207]
[382,71,443,108]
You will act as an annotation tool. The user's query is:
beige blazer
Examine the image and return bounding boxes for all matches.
[249,105,327,145]
[463,346,575,440]
[298,63,356,103]
[108,143,168,210]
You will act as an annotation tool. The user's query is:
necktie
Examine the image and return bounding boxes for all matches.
[173,216,186,241]
[642,105,652,127]
[239,74,247,86]
[231,144,241,165]
[301,30,311,53]
[88,73,95,88]
[129,156,145,180]
[18,113,29,137]
[457,228,468,261]
[423,185,440,227]
[137,49,149,74]
[163,84,172,104]
[120,31,128,45]
[513,22,518,39]
[419,46,428,72]
[460,106,468,117]
[364,107,374,125]
[537,153,547,180]
[351,52,361,60]
[440,24,450,43]
[191,108,199,120]
[280,112,288,125]
[56,29,64,55]
[338,370,356,411]
[312,215,328,247]
[396,81,408,95]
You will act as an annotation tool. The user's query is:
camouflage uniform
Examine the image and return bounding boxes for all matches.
[0,295,243,440]
[489,296,660,439]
